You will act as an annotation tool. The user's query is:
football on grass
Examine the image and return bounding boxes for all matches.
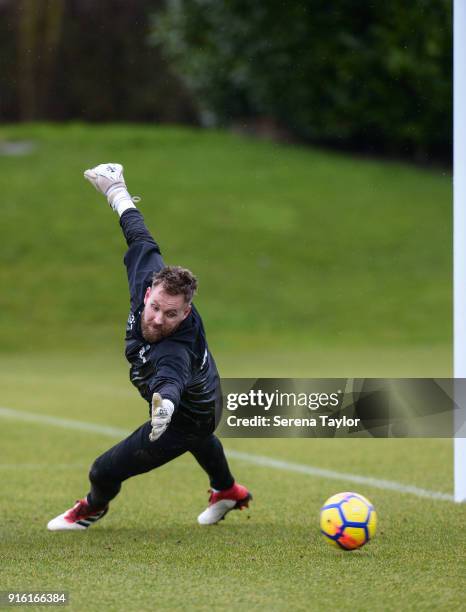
[320,491,377,550]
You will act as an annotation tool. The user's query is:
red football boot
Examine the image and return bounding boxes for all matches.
[197,483,252,525]
[47,498,108,531]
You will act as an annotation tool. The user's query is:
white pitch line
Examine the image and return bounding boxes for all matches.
[225,450,454,502]
[0,406,129,438]
[0,406,454,502]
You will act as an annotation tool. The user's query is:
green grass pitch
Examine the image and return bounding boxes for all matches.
[0,124,464,611]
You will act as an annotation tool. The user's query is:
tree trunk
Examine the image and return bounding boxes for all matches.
[16,0,65,120]
[17,0,38,120]
[38,0,65,116]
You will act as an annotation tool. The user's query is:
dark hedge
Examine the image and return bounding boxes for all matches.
[154,0,452,162]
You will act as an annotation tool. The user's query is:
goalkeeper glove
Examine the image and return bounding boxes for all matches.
[149,393,175,442]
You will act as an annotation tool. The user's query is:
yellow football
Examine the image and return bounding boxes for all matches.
[320,492,377,550]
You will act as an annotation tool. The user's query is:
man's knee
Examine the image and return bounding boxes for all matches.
[89,456,112,486]
[89,455,122,498]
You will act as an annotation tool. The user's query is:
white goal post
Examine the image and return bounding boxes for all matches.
[454,0,466,503]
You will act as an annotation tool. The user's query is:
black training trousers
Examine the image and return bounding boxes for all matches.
[87,422,234,508]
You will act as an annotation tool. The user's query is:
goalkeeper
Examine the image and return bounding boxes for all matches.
[47,163,251,531]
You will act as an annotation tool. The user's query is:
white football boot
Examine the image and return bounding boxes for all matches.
[47,498,108,531]
[197,483,252,525]
[84,162,139,214]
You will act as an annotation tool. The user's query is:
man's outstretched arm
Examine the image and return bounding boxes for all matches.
[120,208,165,309]
[84,162,165,308]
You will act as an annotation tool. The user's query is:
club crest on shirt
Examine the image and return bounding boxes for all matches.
[139,344,150,364]
[127,312,136,331]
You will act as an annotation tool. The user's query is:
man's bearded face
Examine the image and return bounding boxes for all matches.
[141,284,191,343]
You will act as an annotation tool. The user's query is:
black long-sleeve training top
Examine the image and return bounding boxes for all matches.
[120,208,221,435]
